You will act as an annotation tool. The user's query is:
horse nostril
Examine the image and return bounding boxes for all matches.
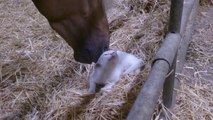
[85,48,92,58]
[83,45,108,63]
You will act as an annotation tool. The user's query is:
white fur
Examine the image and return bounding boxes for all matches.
[88,50,144,94]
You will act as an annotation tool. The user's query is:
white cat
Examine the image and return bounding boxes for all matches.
[88,50,144,94]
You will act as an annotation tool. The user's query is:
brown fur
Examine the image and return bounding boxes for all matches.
[32,0,110,63]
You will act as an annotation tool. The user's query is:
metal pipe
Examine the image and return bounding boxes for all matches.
[173,0,199,110]
[127,0,198,119]
[127,61,169,120]
[158,52,177,120]
[127,33,181,120]
[159,0,198,118]
[163,53,177,108]
[180,0,195,34]
[169,0,184,33]
[177,0,198,73]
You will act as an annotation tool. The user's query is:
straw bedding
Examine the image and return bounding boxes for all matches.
[173,5,213,120]
[0,0,212,120]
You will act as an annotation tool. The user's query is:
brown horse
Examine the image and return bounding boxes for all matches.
[32,0,110,64]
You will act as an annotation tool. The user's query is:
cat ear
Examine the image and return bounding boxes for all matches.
[108,51,118,61]
[111,51,117,57]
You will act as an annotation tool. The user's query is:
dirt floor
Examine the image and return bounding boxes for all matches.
[0,0,212,120]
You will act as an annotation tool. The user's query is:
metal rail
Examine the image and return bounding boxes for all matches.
[127,33,181,120]
[169,0,184,33]
[127,0,198,119]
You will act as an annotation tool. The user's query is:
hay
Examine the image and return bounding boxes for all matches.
[199,0,213,6]
[0,0,212,120]
[172,5,213,120]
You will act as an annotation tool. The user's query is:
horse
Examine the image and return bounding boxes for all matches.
[32,0,110,64]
